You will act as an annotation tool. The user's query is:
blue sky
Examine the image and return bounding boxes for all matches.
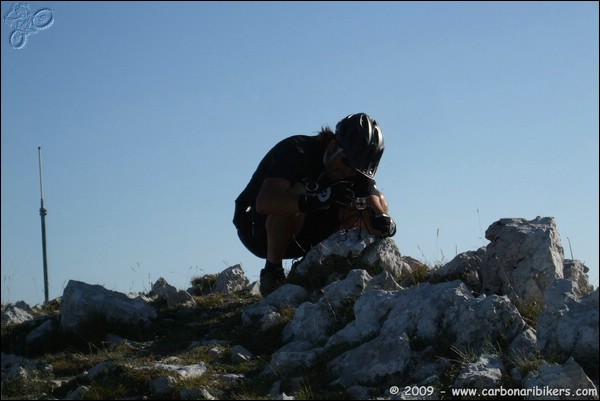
[2,1,598,306]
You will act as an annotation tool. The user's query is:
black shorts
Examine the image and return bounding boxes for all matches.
[233,203,340,259]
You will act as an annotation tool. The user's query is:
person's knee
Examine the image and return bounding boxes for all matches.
[265,214,298,237]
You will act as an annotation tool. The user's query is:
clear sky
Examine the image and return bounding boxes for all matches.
[2,1,598,306]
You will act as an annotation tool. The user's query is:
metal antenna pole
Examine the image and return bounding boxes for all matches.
[38,147,49,303]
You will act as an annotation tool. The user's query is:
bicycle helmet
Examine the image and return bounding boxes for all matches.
[335,113,384,178]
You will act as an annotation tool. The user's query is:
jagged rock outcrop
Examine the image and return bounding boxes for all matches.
[61,280,158,332]
[453,354,504,390]
[264,275,529,390]
[0,302,34,325]
[537,279,599,377]
[482,216,566,304]
[245,216,597,398]
[1,216,598,400]
[430,246,486,293]
[286,229,412,290]
[242,285,308,332]
[523,357,598,400]
[214,264,250,294]
[189,264,252,296]
[149,277,196,307]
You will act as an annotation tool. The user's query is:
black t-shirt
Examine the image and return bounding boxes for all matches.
[235,134,378,213]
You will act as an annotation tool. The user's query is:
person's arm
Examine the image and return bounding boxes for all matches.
[340,191,396,237]
[367,191,396,237]
[368,192,388,214]
[255,177,302,216]
[257,177,356,216]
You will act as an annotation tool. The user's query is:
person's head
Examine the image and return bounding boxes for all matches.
[317,127,353,182]
[334,113,384,179]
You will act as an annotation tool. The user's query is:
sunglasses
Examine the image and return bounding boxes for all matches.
[332,143,352,167]
[339,150,353,169]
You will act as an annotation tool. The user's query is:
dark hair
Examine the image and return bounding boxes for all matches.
[317,126,335,144]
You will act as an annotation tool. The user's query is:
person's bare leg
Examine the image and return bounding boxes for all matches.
[260,183,306,296]
[265,214,305,264]
[259,214,305,295]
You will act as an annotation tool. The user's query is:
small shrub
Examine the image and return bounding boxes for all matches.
[514,299,542,327]
[190,273,219,295]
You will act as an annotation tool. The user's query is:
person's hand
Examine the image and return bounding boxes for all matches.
[370,211,396,238]
[298,181,354,212]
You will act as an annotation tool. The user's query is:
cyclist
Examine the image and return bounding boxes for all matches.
[233,113,396,296]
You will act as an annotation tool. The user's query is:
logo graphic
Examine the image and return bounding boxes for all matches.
[317,188,331,202]
[3,3,53,49]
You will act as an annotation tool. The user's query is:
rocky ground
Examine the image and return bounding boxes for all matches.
[2,217,599,400]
